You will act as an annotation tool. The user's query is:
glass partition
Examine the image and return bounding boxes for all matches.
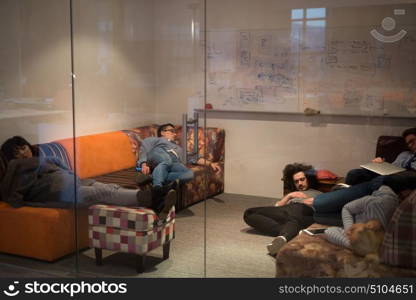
[0,0,77,276]
[1,0,415,279]
[204,0,416,277]
[72,0,206,277]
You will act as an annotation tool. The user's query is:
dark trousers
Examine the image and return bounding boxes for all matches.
[243,203,314,240]
[345,168,379,185]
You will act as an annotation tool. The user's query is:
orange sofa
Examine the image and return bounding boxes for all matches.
[0,125,224,261]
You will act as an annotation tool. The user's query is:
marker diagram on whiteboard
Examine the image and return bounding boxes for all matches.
[207,30,300,112]
[206,26,416,117]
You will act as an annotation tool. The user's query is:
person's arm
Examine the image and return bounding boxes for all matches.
[45,156,69,171]
[391,151,413,169]
[275,191,307,206]
[341,195,370,230]
[137,137,157,174]
[324,227,350,248]
[372,157,385,163]
[365,186,399,230]
[196,157,221,172]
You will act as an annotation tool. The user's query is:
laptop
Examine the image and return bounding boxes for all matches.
[360,161,405,176]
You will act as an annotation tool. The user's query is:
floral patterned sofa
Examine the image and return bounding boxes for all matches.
[275,135,416,277]
[118,125,225,210]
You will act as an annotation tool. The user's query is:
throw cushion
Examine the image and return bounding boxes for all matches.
[37,142,72,170]
[379,189,416,269]
[316,169,338,181]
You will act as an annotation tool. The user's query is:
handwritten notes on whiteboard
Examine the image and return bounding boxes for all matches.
[206,26,416,117]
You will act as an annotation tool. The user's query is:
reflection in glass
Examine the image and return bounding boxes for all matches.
[306,7,326,19]
[291,8,304,20]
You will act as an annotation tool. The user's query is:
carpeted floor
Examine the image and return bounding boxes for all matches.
[0,193,277,278]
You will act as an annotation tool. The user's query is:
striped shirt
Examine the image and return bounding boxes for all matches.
[325,185,399,248]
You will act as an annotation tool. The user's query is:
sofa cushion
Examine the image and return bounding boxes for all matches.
[92,164,225,211]
[56,131,136,179]
[0,202,89,261]
[316,169,338,180]
[380,189,416,269]
[122,126,158,160]
[37,142,72,170]
[92,167,138,189]
[176,127,225,162]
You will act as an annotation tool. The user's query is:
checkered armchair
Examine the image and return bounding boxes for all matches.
[88,204,175,272]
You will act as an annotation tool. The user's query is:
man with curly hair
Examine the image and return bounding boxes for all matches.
[243,163,322,256]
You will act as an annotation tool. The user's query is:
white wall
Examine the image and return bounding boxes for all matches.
[205,112,413,198]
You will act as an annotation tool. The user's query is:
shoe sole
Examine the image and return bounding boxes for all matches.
[267,237,286,256]
[158,189,177,221]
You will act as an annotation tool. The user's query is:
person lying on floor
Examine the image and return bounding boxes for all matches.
[243,163,322,256]
[324,173,416,254]
[0,136,176,220]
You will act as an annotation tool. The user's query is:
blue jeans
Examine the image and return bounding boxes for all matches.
[345,168,378,185]
[148,148,194,186]
[313,175,385,214]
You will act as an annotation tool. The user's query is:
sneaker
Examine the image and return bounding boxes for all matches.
[267,236,287,256]
[136,189,153,207]
[331,183,351,192]
[157,189,177,222]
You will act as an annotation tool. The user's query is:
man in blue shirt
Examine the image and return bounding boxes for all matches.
[137,123,220,190]
[345,127,416,185]
[301,127,416,225]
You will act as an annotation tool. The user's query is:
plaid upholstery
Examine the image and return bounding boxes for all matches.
[37,142,72,170]
[88,204,175,255]
[88,204,175,231]
[380,190,416,269]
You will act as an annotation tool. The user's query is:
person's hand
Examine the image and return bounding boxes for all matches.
[372,157,385,163]
[141,163,150,175]
[288,191,307,199]
[210,162,221,173]
[275,199,284,206]
[301,197,314,206]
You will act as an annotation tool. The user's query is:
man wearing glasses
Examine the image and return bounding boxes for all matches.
[345,127,416,185]
[137,123,193,191]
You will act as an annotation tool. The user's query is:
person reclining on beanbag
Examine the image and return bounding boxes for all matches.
[324,174,416,254]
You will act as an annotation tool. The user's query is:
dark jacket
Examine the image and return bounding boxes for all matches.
[0,157,78,208]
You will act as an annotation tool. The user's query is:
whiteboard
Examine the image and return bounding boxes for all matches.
[206,26,416,117]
